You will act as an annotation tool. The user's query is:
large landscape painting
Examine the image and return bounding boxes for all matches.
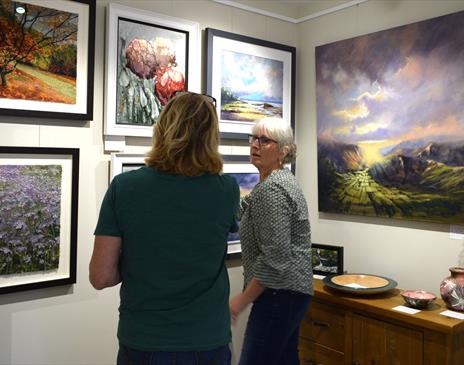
[316,11,464,224]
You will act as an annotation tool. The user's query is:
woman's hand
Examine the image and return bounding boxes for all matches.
[229,278,266,324]
[229,293,250,324]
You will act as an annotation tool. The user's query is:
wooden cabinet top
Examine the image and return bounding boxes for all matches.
[313,278,464,334]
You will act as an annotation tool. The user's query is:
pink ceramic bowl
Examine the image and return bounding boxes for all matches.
[401,290,437,309]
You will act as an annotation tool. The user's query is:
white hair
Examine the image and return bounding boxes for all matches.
[251,117,296,164]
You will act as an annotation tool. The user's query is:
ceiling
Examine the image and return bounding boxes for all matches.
[212,0,369,23]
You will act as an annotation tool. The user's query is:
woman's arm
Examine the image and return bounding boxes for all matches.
[89,235,122,290]
[230,278,265,323]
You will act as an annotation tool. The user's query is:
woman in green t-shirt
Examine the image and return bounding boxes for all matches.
[90,92,239,365]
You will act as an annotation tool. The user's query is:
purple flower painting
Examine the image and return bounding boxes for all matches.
[316,10,464,224]
[0,165,61,275]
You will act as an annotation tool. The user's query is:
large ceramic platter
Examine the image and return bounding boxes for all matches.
[323,273,398,295]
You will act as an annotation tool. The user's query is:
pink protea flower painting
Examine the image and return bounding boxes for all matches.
[116,16,188,125]
[155,66,185,106]
[125,38,157,79]
[153,38,177,70]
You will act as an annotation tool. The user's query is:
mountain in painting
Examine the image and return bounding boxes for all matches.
[317,140,365,172]
[317,138,464,223]
[416,142,464,166]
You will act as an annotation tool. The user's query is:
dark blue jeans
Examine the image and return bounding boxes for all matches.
[238,288,312,365]
[117,344,231,365]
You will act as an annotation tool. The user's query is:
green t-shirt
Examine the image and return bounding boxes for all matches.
[94,166,239,351]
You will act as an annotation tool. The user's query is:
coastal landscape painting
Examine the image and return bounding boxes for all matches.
[316,11,464,224]
[220,50,283,122]
[206,28,295,137]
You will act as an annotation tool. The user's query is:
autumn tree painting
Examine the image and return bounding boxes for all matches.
[0,0,78,104]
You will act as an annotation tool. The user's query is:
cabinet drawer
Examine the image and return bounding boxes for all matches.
[300,300,345,353]
[299,337,345,365]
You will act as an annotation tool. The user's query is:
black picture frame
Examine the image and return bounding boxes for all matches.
[312,243,344,276]
[0,146,79,294]
[206,28,296,140]
[0,0,95,120]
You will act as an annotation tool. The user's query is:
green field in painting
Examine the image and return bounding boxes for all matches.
[322,167,464,224]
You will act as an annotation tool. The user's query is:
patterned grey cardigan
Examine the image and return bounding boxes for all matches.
[239,168,313,295]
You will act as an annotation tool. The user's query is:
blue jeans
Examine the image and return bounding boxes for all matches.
[238,288,312,365]
[117,344,231,365]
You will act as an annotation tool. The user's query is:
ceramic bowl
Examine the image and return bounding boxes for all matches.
[401,290,437,309]
[323,274,398,295]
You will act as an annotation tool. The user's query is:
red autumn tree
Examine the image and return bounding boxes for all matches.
[0,0,78,86]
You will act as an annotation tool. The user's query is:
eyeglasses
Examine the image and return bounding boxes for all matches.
[248,134,278,146]
[173,91,217,107]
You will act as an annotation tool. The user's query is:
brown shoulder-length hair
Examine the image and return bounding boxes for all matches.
[145,92,223,176]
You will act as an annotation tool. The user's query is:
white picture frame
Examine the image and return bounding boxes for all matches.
[110,153,146,180]
[104,3,200,140]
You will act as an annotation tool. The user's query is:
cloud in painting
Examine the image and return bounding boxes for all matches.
[316,10,464,147]
[221,50,283,102]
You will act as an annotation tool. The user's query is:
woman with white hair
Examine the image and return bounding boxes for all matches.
[230,118,313,365]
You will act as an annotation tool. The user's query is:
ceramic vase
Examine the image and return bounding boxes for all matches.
[440,267,464,311]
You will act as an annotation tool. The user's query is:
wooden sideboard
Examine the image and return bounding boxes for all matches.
[299,279,464,365]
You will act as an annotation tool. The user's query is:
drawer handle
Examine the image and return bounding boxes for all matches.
[303,360,322,365]
[311,320,330,328]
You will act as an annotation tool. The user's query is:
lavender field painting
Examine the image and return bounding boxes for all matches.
[317,10,464,224]
[0,165,62,275]
[226,172,259,243]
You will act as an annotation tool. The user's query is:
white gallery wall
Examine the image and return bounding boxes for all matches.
[0,0,463,364]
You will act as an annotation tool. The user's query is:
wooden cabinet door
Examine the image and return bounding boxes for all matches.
[300,300,345,353]
[299,337,345,365]
[352,314,423,365]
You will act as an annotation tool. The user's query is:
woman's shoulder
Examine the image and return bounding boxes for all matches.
[262,168,296,188]
[217,173,240,192]
[113,166,150,183]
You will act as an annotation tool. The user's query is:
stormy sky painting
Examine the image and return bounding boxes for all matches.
[316,10,464,224]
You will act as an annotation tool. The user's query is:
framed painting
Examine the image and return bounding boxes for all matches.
[223,155,259,258]
[110,152,145,180]
[104,3,200,138]
[312,243,344,276]
[0,0,95,120]
[316,10,464,224]
[0,146,79,294]
[206,28,296,139]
